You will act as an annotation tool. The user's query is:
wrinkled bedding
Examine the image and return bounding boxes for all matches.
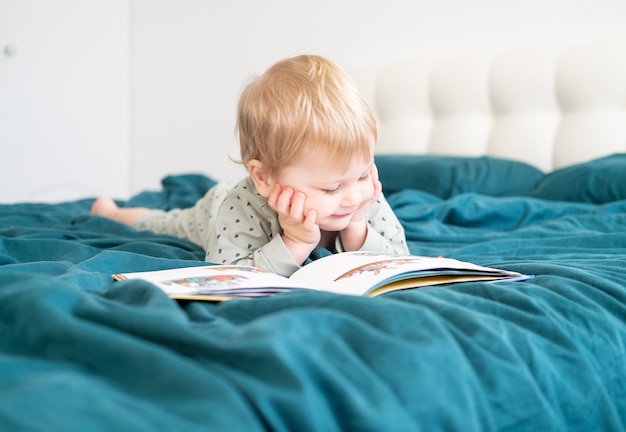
[1,156,625,431]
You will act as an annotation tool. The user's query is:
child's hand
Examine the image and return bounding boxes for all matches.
[267,183,320,263]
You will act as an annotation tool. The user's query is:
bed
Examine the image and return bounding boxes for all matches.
[2,40,626,431]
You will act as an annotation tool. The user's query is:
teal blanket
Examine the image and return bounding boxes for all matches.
[1,157,626,431]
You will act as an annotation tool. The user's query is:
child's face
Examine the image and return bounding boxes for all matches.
[276,149,376,231]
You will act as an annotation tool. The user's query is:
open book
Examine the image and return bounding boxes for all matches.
[114,252,530,301]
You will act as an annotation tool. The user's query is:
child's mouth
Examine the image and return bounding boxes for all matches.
[332,211,353,219]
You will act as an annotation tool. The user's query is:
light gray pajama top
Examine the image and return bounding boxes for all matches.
[135,176,408,277]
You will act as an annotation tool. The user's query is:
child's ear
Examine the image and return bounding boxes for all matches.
[247,159,274,197]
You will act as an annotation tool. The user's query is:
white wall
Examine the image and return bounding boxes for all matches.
[0,0,129,203]
[130,0,626,195]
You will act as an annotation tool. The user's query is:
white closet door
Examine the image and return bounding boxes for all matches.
[0,0,130,202]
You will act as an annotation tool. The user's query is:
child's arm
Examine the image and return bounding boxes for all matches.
[338,164,408,255]
[204,191,305,277]
[345,195,409,255]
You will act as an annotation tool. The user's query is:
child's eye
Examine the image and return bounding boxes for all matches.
[358,173,371,181]
[323,186,340,195]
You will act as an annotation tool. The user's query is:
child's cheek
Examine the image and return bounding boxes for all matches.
[362,179,375,199]
[301,195,318,218]
[305,194,331,220]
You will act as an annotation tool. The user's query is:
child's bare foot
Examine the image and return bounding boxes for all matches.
[91,197,120,218]
[91,197,149,226]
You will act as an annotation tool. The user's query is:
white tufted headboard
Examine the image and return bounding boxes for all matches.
[351,41,626,172]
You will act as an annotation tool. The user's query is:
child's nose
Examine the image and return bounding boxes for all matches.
[341,185,361,207]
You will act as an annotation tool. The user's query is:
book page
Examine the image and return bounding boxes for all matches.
[289,252,522,296]
[115,265,312,298]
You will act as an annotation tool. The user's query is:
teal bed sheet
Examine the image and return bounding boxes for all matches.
[1,156,626,431]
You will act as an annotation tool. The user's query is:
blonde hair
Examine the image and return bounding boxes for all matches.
[236,55,377,176]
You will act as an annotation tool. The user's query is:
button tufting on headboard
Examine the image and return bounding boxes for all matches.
[351,41,626,172]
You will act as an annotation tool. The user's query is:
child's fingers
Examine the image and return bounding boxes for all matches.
[370,163,379,180]
[303,209,318,231]
[373,177,382,197]
[267,183,282,209]
[280,187,295,209]
[370,164,382,197]
[275,186,295,214]
[289,191,306,218]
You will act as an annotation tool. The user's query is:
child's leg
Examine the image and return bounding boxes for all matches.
[91,197,149,227]
[91,197,199,246]
[91,180,236,250]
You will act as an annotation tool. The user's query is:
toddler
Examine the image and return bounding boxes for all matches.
[92,55,408,277]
